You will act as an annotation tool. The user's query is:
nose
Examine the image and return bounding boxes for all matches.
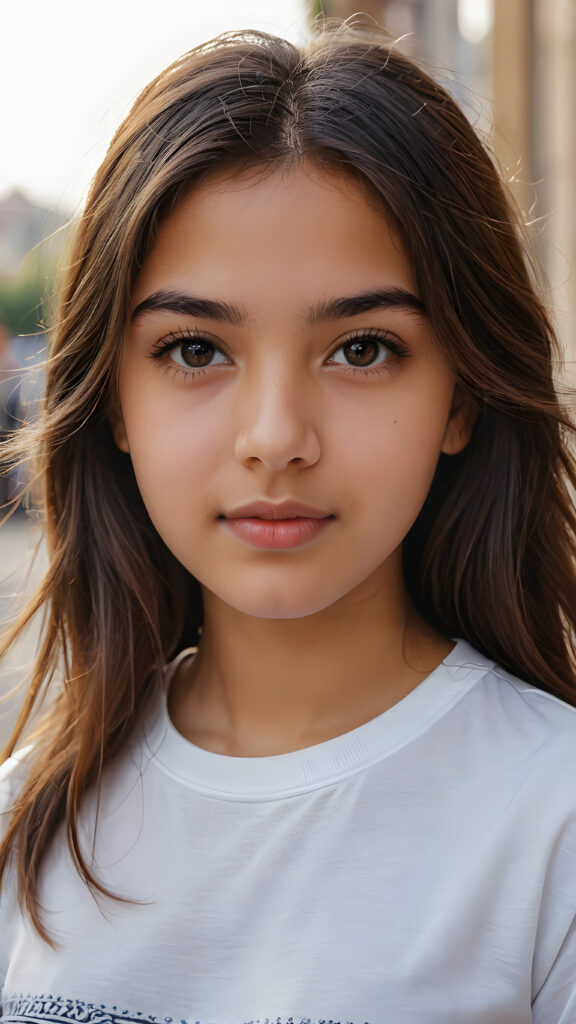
[233,368,321,472]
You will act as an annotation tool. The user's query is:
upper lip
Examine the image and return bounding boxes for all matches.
[223,500,332,520]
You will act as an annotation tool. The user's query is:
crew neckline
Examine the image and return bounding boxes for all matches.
[143,639,493,801]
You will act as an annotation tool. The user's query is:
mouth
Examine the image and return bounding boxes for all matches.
[218,501,335,550]
[221,499,333,520]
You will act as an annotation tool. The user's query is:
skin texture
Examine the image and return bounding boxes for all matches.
[115,160,474,756]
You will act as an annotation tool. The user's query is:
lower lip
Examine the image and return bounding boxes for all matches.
[220,516,334,550]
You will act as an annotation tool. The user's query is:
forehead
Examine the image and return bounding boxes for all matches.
[132,160,417,308]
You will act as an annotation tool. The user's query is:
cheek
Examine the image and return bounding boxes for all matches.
[337,383,451,528]
[119,379,226,521]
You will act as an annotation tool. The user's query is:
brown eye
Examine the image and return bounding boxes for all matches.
[179,340,217,367]
[342,338,381,366]
[329,332,397,370]
[164,337,229,370]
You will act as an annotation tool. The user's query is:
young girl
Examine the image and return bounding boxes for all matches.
[1,21,576,1024]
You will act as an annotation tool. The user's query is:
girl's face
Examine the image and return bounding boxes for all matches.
[116,161,471,619]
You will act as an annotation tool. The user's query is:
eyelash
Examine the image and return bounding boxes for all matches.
[149,326,411,381]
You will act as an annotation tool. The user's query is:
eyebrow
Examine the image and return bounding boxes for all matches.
[309,288,426,325]
[131,290,248,327]
[130,287,426,327]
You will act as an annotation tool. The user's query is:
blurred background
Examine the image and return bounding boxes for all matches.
[1,0,575,745]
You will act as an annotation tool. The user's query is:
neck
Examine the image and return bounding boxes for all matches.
[169,561,452,757]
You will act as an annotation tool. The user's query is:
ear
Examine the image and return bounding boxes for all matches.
[107,401,130,454]
[441,385,478,456]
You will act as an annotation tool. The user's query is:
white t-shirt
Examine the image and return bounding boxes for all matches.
[1,639,576,1024]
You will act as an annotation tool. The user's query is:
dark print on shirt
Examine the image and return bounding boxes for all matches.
[0,995,371,1024]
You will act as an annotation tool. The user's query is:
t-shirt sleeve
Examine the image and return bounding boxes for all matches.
[531,914,576,1023]
[531,808,576,1024]
[0,750,30,988]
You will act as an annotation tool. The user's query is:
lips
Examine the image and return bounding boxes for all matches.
[219,500,334,550]
[222,500,332,521]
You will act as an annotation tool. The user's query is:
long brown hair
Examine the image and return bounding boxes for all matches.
[2,21,576,943]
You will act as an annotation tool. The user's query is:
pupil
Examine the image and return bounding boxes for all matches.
[181,340,213,367]
[345,339,378,366]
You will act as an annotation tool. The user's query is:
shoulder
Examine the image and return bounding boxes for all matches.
[448,641,576,804]
[0,751,33,987]
[450,639,576,734]
[0,745,32,831]
[482,654,576,740]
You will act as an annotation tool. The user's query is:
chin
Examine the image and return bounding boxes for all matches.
[217,585,345,621]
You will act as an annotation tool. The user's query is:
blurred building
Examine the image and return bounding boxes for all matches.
[310,0,576,361]
[0,191,69,278]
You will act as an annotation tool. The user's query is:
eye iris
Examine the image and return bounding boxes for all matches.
[344,338,380,366]
[180,340,214,367]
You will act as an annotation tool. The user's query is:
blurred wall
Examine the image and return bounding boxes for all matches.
[531,0,576,364]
